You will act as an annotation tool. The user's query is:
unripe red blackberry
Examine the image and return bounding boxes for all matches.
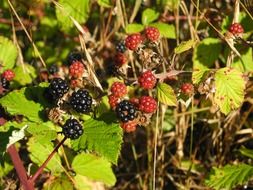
[145,27,160,41]
[108,95,119,109]
[138,70,157,89]
[125,33,143,51]
[229,23,244,35]
[110,82,127,98]
[181,83,194,95]
[120,120,137,133]
[139,96,157,113]
[2,69,15,81]
[62,118,83,139]
[115,53,127,67]
[69,61,85,78]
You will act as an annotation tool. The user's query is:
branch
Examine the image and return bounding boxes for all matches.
[7,145,34,190]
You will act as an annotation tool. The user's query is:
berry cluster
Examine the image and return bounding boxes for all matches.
[124,27,160,51]
[108,80,158,132]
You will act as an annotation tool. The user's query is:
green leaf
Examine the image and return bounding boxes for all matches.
[192,69,210,84]
[97,0,112,8]
[74,175,92,190]
[193,38,222,70]
[26,122,57,143]
[43,174,73,190]
[125,23,144,34]
[72,153,116,186]
[157,82,177,106]
[232,47,253,72]
[96,95,110,117]
[150,22,175,39]
[27,138,63,174]
[214,67,245,115]
[239,147,253,159]
[142,8,159,25]
[205,164,253,190]
[0,36,18,72]
[56,0,90,32]
[12,64,36,87]
[0,88,43,122]
[174,40,197,54]
[71,119,123,164]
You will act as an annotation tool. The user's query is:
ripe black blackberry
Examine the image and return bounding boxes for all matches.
[70,89,92,113]
[46,78,69,101]
[0,77,10,89]
[67,52,82,65]
[115,41,127,53]
[48,64,59,75]
[115,100,137,123]
[62,118,83,139]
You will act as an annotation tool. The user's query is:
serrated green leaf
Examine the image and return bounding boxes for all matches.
[142,8,159,25]
[0,36,18,72]
[71,119,123,164]
[72,153,116,186]
[193,38,222,70]
[239,147,253,159]
[150,22,175,39]
[157,82,177,106]
[0,88,43,122]
[43,174,73,190]
[125,23,144,34]
[12,64,36,87]
[192,69,210,84]
[214,67,245,115]
[232,47,253,72]
[97,0,112,8]
[26,122,57,143]
[27,138,63,174]
[205,164,253,190]
[56,0,90,32]
[174,40,197,54]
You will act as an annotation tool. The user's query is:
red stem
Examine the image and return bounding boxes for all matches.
[7,145,34,190]
[29,137,67,182]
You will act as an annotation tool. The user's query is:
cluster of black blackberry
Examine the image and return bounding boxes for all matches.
[44,52,92,140]
[115,100,137,123]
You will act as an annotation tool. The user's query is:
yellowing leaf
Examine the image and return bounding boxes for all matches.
[157,83,177,106]
[72,153,116,186]
[174,40,197,54]
[214,67,245,115]
[205,164,253,190]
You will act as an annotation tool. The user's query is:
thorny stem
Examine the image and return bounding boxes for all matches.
[7,145,34,190]
[30,137,67,182]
